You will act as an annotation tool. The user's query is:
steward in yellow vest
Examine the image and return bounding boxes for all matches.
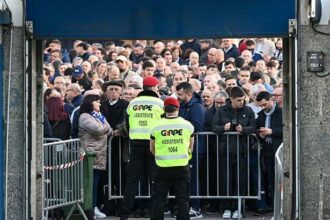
[150,97,194,220]
[120,76,164,219]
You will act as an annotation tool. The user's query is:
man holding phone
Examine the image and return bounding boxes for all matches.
[212,86,256,219]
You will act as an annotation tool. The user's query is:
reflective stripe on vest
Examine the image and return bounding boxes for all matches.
[151,124,194,133]
[128,99,163,109]
[155,154,188,160]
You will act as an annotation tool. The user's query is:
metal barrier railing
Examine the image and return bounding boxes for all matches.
[42,138,87,220]
[107,132,261,219]
[273,143,284,220]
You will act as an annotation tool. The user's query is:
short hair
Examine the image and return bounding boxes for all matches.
[245,39,255,47]
[207,64,217,70]
[250,71,262,81]
[266,61,277,68]
[77,42,89,50]
[92,43,103,49]
[96,47,106,55]
[50,39,62,45]
[176,82,193,94]
[225,76,236,82]
[105,41,115,47]
[224,60,235,67]
[214,90,229,99]
[240,66,251,72]
[217,79,226,89]
[144,47,155,57]
[142,60,155,70]
[164,105,178,113]
[134,43,144,49]
[256,91,272,101]
[230,86,245,98]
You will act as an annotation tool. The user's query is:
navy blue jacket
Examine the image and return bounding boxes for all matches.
[71,94,83,108]
[224,44,239,60]
[180,39,201,55]
[179,93,205,153]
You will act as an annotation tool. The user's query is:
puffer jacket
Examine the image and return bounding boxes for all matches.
[78,113,112,170]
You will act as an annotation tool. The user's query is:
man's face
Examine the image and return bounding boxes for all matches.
[172,49,180,59]
[82,61,91,73]
[206,67,218,75]
[107,85,122,101]
[60,64,67,74]
[198,66,207,76]
[221,39,231,49]
[224,64,235,74]
[134,46,144,56]
[226,79,237,88]
[122,88,135,102]
[54,77,66,90]
[143,67,155,77]
[76,46,84,55]
[256,60,266,72]
[207,49,217,63]
[156,58,166,71]
[50,51,61,62]
[267,66,277,76]
[203,75,215,87]
[207,82,220,92]
[65,87,76,101]
[116,60,128,71]
[241,50,253,64]
[238,70,250,85]
[163,51,173,64]
[154,42,165,55]
[49,43,61,52]
[109,66,120,80]
[202,90,214,108]
[189,53,199,65]
[176,89,190,104]
[257,99,273,111]
[231,96,245,109]
[173,72,185,87]
[273,88,283,105]
[215,96,226,109]
[95,49,104,60]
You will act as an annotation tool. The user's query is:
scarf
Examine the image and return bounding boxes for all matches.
[264,103,276,143]
[90,111,106,124]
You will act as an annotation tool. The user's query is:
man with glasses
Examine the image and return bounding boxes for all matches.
[256,91,283,213]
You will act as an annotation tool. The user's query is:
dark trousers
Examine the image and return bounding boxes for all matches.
[120,142,155,217]
[263,154,275,207]
[219,154,247,211]
[190,152,204,210]
[151,166,190,220]
[93,169,102,207]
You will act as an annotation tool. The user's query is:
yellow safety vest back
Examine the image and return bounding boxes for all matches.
[127,96,164,140]
[151,117,194,167]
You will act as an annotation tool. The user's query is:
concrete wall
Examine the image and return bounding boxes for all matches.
[298,1,330,219]
[3,27,26,220]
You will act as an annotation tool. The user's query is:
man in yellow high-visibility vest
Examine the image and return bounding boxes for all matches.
[120,76,164,220]
[150,97,194,220]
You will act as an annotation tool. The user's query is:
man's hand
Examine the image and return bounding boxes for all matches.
[259,127,272,137]
[236,124,242,132]
[224,122,231,131]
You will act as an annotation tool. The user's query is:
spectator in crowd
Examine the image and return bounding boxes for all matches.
[199,39,213,64]
[241,50,253,66]
[72,65,92,91]
[250,71,274,93]
[44,39,70,63]
[45,96,71,140]
[206,48,217,65]
[256,91,283,211]
[171,45,183,64]
[184,51,199,67]
[72,57,83,67]
[95,61,108,80]
[212,86,256,219]
[66,83,83,108]
[95,47,107,61]
[154,41,165,55]
[53,76,67,93]
[181,39,201,55]
[245,40,263,63]
[255,60,267,74]
[188,78,202,95]
[214,90,229,110]
[141,60,156,77]
[130,43,145,70]
[104,65,121,82]
[161,48,173,66]
[79,93,112,219]
[116,55,138,86]
[274,39,283,65]
[122,86,135,102]
[221,60,238,79]
[171,71,187,97]
[273,87,283,108]
[225,76,237,88]
[266,61,278,85]
[176,82,205,218]
[237,66,251,87]
[255,38,276,56]
[76,41,91,61]
[155,57,167,75]
[222,39,239,60]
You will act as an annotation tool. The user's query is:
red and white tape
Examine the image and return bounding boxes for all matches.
[44,152,86,170]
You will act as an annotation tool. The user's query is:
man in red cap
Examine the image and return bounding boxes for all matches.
[150,97,194,220]
[120,76,164,219]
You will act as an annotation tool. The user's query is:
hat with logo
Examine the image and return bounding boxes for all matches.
[72,65,84,78]
[143,76,159,87]
[164,97,180,108]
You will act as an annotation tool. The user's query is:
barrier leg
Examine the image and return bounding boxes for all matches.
[65,203,88,220]
[238,198,242,219]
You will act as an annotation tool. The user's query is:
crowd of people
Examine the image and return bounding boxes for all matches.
[43,38,283,219]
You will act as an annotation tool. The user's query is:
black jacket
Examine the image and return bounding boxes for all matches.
[212,100,256,155]
[256,104,283,155]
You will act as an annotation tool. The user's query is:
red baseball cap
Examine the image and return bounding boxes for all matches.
[143,76,159,87]
[164,97,180,108]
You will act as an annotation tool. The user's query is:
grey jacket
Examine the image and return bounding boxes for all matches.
[78,113,112,170]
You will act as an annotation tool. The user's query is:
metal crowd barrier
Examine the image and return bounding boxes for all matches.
[273,143,284,220]
[107,132,261,219]
[42,138,87,220]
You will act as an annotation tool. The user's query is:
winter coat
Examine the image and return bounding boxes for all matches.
[78,113,112,170]
[212,100,256,155]
[256,104,283,156]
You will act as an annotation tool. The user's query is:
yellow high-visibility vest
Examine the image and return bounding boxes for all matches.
[151,117,194,167]
[127,96,164,140]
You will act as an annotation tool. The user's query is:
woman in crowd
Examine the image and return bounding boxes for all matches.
[78,94,112,219]
[45,96,71,140]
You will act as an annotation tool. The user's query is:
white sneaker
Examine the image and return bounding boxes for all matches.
[94,207,106,219]
[222,209,231,219]
[189,207,203,219]
[232,210,242,219]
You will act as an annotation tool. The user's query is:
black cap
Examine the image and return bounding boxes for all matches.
[102,80,126,92]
